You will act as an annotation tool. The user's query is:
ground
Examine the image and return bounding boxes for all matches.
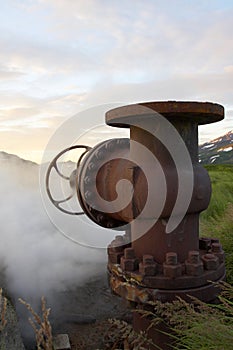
[50,273,132,350]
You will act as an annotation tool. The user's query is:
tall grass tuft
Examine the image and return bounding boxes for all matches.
[0,288,7,332]
[19,296,53,350]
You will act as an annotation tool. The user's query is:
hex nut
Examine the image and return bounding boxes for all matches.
[139,262,157,276]
[165,252,178,265]
[120,257,138,272]
[211,238,220,244]
[199,237,211,250]
[188,250,200,264]
[163,263,182,279]
[124,248,135,259]
[108,252,124,264]
[107,237,124,253]
[185,261,204,276]
[211,242,222,252]
[202,253,219,270]
[210,243,225,263]
[143,255,154,265]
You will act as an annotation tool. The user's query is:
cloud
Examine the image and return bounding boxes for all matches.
[0,69,24,80]
[0,0,233,162]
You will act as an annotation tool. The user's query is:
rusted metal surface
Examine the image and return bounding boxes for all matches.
[108,261,225,303]
[77,100,225,297]
[107,234,225,301]
[106,101,224,127]
[76,101,225,348]
[78,138,133,228]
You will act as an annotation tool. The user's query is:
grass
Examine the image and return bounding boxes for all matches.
[200,164,233,283]
[0,289,7,333]
[170,282,233,350]
[19,296,53,350]
[201,164,233,222]
[104,283,233,350]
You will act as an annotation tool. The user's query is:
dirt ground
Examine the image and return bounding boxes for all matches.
[51,273,132,350]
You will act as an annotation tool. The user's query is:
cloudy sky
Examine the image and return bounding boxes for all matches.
[0,0,233,163]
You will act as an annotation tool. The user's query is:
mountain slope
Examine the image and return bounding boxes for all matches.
[199,130,233,164]
[0,151,37,167]
[0,151,38,187]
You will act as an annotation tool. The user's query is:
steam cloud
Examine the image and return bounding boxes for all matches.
[0,152,106,342]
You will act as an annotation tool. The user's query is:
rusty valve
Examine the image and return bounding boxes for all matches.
[46,101,225,299]
[46,101,226,349]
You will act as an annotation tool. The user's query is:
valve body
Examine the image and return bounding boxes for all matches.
[77,101,225,348]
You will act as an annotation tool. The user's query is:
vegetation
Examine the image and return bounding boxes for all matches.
[19,296,53,350]
[104,282,233,350]
[0,289,7,333]
[200,164,233,283]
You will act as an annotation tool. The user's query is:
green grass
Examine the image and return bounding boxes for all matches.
[171,282,233,350]
[201,164,233,222]
[200,164,233,284]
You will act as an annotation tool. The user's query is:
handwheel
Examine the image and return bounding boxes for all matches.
[46,145,92,215]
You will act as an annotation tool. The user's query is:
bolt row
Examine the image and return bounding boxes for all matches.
[108,237,225,277]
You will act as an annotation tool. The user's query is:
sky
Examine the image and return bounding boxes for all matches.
[0,0,233,163]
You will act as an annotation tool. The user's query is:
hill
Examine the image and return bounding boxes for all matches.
[0,151,38,188]
[199,130,233,164]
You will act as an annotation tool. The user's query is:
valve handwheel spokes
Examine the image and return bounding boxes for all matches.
[46,145,92,215]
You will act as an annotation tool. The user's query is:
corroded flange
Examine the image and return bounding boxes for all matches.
[106,101,224,127]
[108,236,225,302]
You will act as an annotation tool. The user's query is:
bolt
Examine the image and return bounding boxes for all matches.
[163,263,182,279]
[163,252,182,278]
[199,237,211,250]
[108,251,124,264]
[143,255,154,265]
[188,251,200,264]
[211,238,220,244]
[185,251,203,276]
[165,252,177,265]
[109,235,125,251]
[205,253,215,260]
[139,262,157,276]
[211,243,222,253]
[115,235,124,244]
[210,243,225,263]
[202,253,219,270]
[124,248,135,259]
[120,256,138,272]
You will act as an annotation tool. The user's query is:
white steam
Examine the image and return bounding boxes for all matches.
[0,152,106,303]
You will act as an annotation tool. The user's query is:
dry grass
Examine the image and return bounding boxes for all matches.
[0,288,7,332]
[19,296,53,350]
